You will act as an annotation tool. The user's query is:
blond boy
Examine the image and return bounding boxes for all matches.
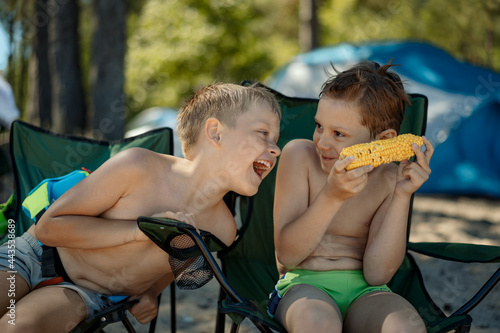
[0,83,281,332]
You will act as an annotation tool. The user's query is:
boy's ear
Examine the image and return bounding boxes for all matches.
[378,129,397,140]
[205,117,222,147]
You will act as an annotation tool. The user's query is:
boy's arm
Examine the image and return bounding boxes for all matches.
[363,138,434,285]
[274,140,371,269]
[35,148,151,249]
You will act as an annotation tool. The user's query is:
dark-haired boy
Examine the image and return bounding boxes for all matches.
[270,62,433,332]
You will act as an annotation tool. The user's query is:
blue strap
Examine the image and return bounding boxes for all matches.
[107,295,129,303]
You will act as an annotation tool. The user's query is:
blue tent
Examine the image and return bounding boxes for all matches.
[265,40,500,198]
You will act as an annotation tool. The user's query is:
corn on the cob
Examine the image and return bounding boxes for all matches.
[339,134,424,170]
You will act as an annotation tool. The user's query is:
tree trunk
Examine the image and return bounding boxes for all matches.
[299,0,320,52]
[48,0,85,135]
[26,0,52,128]
[5,12,15,97]
[89,0,127,140]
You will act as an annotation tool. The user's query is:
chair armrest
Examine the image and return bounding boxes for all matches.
[137,216,244,302]
[407,241,500,318]
[407,242,500,263]
[137,216,227,255]
[70,299,138,333]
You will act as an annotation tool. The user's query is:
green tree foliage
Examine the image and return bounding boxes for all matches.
[125,0,299,115]
[0,0,32,111]
[2,0,499,129]
[319,0,500,71]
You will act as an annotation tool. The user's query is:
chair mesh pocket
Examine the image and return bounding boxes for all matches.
[166,233,213,290]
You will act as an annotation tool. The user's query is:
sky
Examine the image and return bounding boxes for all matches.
[0,25,9,71]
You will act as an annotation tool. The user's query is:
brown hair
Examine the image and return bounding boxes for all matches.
[177,82,281,158]
[320,61,410,138]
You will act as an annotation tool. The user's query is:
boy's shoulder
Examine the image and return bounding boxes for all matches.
[283,139,316,155]
[112,147,172,164]
[99,147,176,178]
[281,139,318,166]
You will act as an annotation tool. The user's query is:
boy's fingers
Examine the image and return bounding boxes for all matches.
[176,212,200,233]
[159,211,181,220]
[349,164,373,176]
[335,156,355,172]
[412,144,431,173]
[337,156,374,174]
[402,164,429,184]
[422,136,434,160]
[398,159,410,171]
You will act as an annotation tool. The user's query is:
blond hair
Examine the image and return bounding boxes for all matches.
[177,83,281,158]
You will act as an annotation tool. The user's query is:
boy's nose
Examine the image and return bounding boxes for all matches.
[317,135,332,150]
[269,141,281,156]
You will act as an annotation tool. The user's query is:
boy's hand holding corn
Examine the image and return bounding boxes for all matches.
[339,134,424,170]
[339,134,434,196]
[326,156,373,202]
[395,136,433,196]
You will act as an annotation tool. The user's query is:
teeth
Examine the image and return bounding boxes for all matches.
[253,160,271,170]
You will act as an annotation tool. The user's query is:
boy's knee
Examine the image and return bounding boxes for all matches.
[294,310,342,333]
[0,316,38,333]
[383,311,426,333]
[0,318,81,333]
[0,309,82,333]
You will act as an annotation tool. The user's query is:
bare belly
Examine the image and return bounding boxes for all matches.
[297,234,366,272]
[57,242,171,295]
[299,256,363,271]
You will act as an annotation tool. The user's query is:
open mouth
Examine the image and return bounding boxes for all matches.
[253,160,271,177]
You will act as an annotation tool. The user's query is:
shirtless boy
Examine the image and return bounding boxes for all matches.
[0,83,281,333]
[269,62,433,332]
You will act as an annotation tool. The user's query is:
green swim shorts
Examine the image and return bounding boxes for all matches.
[268,269,391,319]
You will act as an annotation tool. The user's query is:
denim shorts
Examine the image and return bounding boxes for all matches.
[0,232,128,319]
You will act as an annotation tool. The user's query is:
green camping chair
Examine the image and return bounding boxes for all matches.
[210,83,500,333]
[0,120,175,333]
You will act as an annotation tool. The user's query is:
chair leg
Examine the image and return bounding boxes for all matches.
[170,283,176,333]
[456,324,471,333]
[230,321,240,333]
[148,293,162,333]
[122,316,137,333]
[215,310,226,333]
[215,287,226,333]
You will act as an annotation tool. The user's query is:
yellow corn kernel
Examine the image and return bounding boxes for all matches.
[339,134,424,170]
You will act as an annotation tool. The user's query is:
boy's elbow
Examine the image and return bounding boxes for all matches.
[275,254,290,269]
[35,216,55,245]
[275,249,299,270]
[363,266,395,286]
[364,273,391,286]
[34,224,49,244]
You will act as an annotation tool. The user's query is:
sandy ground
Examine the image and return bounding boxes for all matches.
[1,140,499,332]
[100,195,500,333]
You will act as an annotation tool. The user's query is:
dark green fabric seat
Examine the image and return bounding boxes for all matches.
[214,83,500,333]
[0,120,173,333]
[0,120,173,241]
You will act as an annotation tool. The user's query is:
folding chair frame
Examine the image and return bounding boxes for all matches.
[2,120,175,333]
[210,84,500,333]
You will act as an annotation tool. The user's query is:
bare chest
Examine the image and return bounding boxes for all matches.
[308,168,393,238]
[60,241,171,294]
[100,179,185,220]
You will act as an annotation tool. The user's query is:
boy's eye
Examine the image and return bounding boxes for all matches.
[315,122,323,130]
[258,130,269,139]
[259,130,268,136]
[334,131,345,137]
